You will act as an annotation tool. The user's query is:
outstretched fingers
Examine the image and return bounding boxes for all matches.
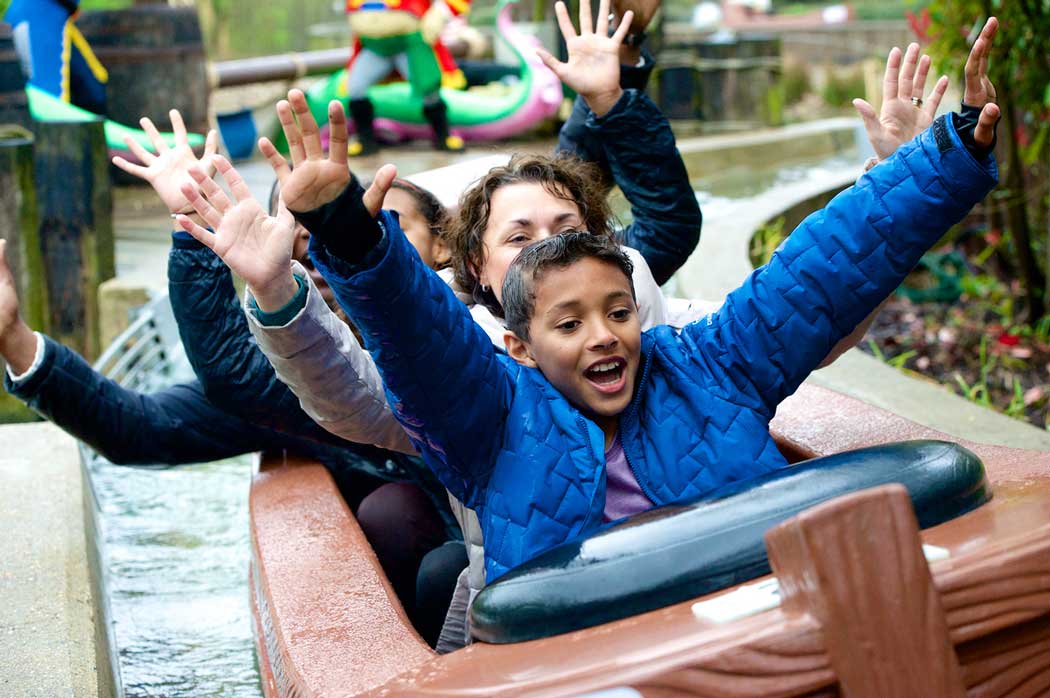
[327,100,348,166]
[169,109,188,146]
[258,137,292,184]
[898,43,920,102]
[610,9,633,44]
[289,89,324,160]
[536,47,567,79]
[923,75,949,120]
[203,129,219,159]
[882,47,902,101]
[974,102,1000,149]
[276,99,307,166]
[175,214,217,250]
[213,155,254,203]
[187,166,234,214]
[140,117,167,155]
[178,179,221,228]
[121,133,156,167]
[554,1,577,42]
[912,54,931,100]
[579,0,593,34]
[362,163,398,217]
[964,17,998,106]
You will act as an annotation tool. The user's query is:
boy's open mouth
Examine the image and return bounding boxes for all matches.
[584,357,627,394]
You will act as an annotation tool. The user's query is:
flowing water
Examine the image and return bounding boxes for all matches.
[90,456,262,697]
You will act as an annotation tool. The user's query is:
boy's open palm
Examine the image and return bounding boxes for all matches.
[537,0,633,116]
[112,109,218,215]
[177,156,296,296]
[259,90,351,214]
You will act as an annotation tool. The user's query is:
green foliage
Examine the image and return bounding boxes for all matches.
[868,340,919,372]
[821,66,866,108]
[780,59,811,106]
[952,334,995,407]
[925,0,1050,319]
[749,216,786,268]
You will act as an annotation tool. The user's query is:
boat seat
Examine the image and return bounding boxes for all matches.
[470,439,989,644]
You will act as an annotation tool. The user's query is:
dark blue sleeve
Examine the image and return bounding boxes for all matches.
[4,335,284,466]
[166,234,330,439]
[556,48,656,184]
[303,189,514,506]
[561,89,701,285]
[682,115,998,413]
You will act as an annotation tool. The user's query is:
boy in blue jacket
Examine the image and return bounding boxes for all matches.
[180,16,1002,583]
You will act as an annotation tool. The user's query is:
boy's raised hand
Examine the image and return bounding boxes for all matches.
[963,17,1000,148]
[852,43,948,161]
[176,156,300,311]
[258,91,351,214]
[111,110,219,218]
[537,0,634,117]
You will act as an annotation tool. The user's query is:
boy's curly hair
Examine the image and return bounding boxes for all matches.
[448,153,615,317]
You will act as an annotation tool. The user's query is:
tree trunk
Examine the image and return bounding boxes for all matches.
[996,86,1046,320]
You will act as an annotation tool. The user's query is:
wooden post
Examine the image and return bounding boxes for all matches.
[32,119,115,362]
[0,130,45,421]
[0,130,46,332]
[764,484,966,698]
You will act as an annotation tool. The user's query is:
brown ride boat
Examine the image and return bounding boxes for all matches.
[248,381,1050,698]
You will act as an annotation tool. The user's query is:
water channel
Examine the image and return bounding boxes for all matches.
[92,124,866,696]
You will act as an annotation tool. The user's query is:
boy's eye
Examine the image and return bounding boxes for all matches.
[610,308,632,321]
[556,320,581,332]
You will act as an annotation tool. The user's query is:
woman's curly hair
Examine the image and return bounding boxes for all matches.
[448,153,615,317]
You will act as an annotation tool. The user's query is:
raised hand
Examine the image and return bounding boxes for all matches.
[537,0,634,117]
[112,110,219,216]
[176,156,300,311]
[963,17,1000,149]
[852,43,948,161]
[258,90,351,214]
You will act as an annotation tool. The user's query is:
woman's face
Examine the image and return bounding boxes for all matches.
[384,187,448,270]
[478,182,584,303]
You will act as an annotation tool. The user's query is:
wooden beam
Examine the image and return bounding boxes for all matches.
[765,484,966,698]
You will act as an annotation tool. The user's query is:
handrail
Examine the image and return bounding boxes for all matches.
[208,48,351,89]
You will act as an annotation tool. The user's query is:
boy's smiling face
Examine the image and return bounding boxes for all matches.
[505,257,642,437]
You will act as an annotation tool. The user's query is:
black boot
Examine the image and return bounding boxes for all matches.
[348,98,379,156]
[422,97,464,152]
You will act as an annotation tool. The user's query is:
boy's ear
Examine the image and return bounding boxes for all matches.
[504,331,537,368]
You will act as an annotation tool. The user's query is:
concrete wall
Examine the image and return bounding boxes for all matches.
[0,423,116,698]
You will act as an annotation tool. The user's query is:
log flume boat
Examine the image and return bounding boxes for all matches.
[248,381,1050,698]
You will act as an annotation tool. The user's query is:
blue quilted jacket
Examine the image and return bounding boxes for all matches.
[316,115,997,581]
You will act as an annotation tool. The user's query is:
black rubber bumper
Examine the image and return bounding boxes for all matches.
[471,440,990,644]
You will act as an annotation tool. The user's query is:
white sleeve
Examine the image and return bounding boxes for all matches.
[244,261,418,455]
